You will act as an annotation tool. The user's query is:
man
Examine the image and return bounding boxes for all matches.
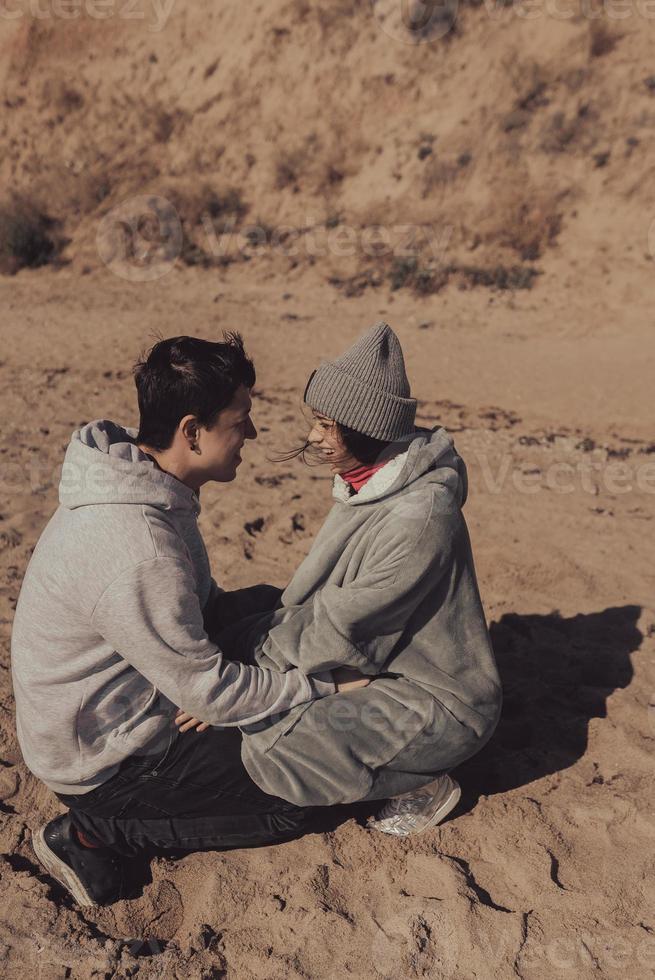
[11,333,366,907]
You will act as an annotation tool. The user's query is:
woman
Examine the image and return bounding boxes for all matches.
[182,322,502,835]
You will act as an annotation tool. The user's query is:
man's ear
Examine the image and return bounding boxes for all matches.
[179,415,200,446]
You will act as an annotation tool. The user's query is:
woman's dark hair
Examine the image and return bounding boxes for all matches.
[277,415,392,468]
[337,424,392,466]
[133,333,255,451]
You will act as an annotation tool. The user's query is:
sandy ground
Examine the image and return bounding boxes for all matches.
[1,1,655,977]
[0,265,653,979]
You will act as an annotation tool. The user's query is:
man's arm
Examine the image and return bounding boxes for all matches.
[91,555,335,727]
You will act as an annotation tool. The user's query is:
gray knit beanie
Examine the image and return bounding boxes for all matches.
[304,322,417,441]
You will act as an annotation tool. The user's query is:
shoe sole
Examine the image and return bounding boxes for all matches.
[31,826,97,907]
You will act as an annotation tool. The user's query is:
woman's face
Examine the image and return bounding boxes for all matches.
[307,412,360,475]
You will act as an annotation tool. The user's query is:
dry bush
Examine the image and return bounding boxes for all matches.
[168,185,248,230]
[328,255,538,297]
[0,197,64,275]
[273,130,333,192]
[275,149,303,191]
[203,188,248,223]
[147,105,189,144]
[49,80,84,114]
[328,268,384,297]
[422,155,469,196]
[316,0,368,33]
[502,57,550,111]
[158,185,249,267]
[498,59,551,137]
[390,255,448,294]
[539,104,595,154]
[154,110,176,143]
[389,255,538,294]
[454,264,538,290]
[589,22,621,59]
[68,172,111,216]
[495,194,563,261]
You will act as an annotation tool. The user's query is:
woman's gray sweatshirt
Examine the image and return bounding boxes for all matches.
[228,427,502,804]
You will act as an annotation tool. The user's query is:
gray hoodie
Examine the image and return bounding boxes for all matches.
[10,420,334,796]
[226,428,502,805]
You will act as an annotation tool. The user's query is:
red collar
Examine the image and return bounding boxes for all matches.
[341,460,388,493]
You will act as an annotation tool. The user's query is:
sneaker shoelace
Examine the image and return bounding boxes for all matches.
[367,778,451,837]
[377,789,434,818]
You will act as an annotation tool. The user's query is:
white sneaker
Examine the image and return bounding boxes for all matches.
[367,774,461,837]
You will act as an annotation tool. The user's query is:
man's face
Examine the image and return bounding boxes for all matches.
[196,384,257,483]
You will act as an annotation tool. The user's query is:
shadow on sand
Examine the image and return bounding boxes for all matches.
[455,603,642,810]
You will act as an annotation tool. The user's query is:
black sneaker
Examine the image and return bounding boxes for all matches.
[32,813,124,907]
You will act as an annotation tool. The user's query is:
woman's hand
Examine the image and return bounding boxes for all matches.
[332,667,371,692]
[174,708,210,733]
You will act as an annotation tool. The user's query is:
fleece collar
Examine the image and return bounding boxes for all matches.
[333,449,410,504]
[330,427,467,507]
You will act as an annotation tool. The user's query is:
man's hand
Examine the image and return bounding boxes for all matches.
[174,708,210,733]
[332,667,371,692]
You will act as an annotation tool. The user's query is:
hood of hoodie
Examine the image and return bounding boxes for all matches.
[333,426,467,508]
[59,419,200,515]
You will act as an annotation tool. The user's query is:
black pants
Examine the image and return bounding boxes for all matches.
[56,726,322,857]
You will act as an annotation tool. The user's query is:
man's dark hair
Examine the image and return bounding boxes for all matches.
[133,333,255,451]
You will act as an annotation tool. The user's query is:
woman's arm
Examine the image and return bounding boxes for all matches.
[260,494,460,674]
